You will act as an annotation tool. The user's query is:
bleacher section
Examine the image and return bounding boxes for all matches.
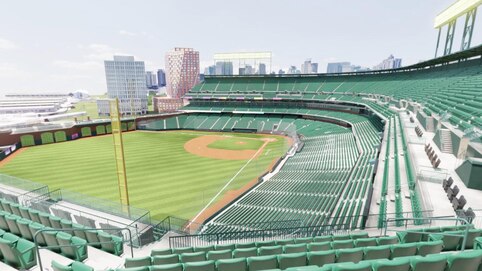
[114,225,482,271]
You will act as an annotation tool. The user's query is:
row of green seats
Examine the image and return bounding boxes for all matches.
[52,260,94,271]
[0,231,36,269]
[317,250,482,271]
[0,211,87,261]
[0,198,123,256]
[396,225,476,243]
[125,241,444,269]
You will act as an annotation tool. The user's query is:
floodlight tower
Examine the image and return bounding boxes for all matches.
[109,98,130,212]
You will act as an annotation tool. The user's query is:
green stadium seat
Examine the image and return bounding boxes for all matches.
[71,223,87,240]
[445,250,482,271]
[363,245,390,260]
[85,230,101,248]
[0,212,10,231]
[416,240,443,256]
[216,244,236,251]
[256,240,276,247]
[475,237,482,249]
[17,218,33,240]
[410,254,447,271]
[336,248,363,263]
[207,249,232,261]
[39,212,52,227]
[28,222,46,245]
[115,267,149,271]
[284,243,307,254]
[50,216,62,229]
[27,209,41,224]
[234,247,258,258]
[98,231,124,255]
[464,229,482,249]
[9,203,21,216]
[5,214,21,235]
[313,236,332,243]
[172,246,193,254]
[332,235,351,241]
[44,230,61,252]
[295,237,313,244]
[56,232,88,261]
[332,261,372,271]
[150,263,183,271]
[180,251,206,263]
[258,245,282,256]
[194,245,214,253]
[18,206,30,220]
[428,232,462,251]
[307,250,336,266]
[237,242,256,249]
[308,241,331,252]
[71,261,94,271]
[390,243,417,259]
[354,238,377,247]
[350,232,369,240]
[125,256,152,268]
[397,230,423,243]
[332,240,354,250]
[51,260,72,271]
[247,255,278,271]
[278,252,307,269]
[152,254,180,265]
[184,260,216,271]
[0,236,37,269]
[276,239,295,246]
[151,247,172,256]
[216,257,248,271]
[371,258,411,271]
[60,219,72,229]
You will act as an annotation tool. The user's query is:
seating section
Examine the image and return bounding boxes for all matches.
[116,225,482,271]
[0,197,123,269]
[52,260,94,271]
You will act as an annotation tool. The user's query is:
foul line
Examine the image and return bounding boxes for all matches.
[188,140,270,228]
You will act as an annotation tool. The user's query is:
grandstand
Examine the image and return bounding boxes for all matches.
[0,3,481,271]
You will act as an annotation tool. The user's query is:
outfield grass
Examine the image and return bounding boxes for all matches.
[207,137,264,151]
[0,131,289,220]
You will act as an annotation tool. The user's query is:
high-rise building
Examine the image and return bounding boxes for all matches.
[165,47,200,98]
[258,63,266,75]
[157,69,166,87]
[215,61,233,75]
[245,65,254,75]
[204,65,216,75]
[373,55,402,70]
[288,66,300,74]
[301,59,318,74]
[327,62,352,73]
[146,71,157,88]
[98,55,148,116]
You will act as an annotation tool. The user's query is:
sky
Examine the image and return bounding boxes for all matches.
[1,0,480,95]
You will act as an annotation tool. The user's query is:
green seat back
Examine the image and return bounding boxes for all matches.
[150,263,183,271]
[276,239,295,246]
[234,247,258,258]
[151,247,172,256]
[28,222,46,245]
[52,260,72,271]
[98,231,124,255]
[429,232,463,251]
[354,238,377,248]
[247,255,278,271]
[446,250,482,271]
[125,256,152,268]
[332,235,351,241]
[71,261,95,271]
[284,243,307,254]
[60,219,73,229]
[152,254,180,265]
[236,242,256,249]
[28,209,42,224]
[184,260,215,271]
[256,240,276,248]
[72,223,87,240]
[363,245,391,260]
[332,261,371,271]
[5,214,21,235]
[9,203,22,216]
[410,253,447,271]
[207,249,232,261]
[390,243,417,259]
[39,212,52,227]
[397,231,423,243]
[172,246,193,254]
[332,240,354,250]
[307,250,336,266]
[216,258,247,271]
[215,243,236,251]
[417,240,443,256]
[372,258,410,271]
[308,241,330,252]
[258,245,282,256]
[313,236,332,243]
[295,237,313,244]
[49,216,62,229]
[44,230,60,251]
[336,248,363,263]
[17,218,33,240]
[194,245,214,253]
[180,251,206,263]
[349,232,369,240]
[19,206,31,220]
[85,230,101,248]
[278,252,307,270]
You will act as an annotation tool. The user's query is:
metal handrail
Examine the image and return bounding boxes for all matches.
[384,216,471,251]
[33,227,134,271]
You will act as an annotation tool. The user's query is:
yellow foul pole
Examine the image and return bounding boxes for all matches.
[109,98,130,212]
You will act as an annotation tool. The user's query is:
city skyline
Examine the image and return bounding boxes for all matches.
[1,0,475,95]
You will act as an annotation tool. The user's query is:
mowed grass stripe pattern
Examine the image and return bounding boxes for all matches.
[207,137,264,151]
[0,131,288,220]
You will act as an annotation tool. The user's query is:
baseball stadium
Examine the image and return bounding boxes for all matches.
[0,1,482,271]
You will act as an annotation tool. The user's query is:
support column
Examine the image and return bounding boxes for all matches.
[443,20,457,56]
[461,8,477,51]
